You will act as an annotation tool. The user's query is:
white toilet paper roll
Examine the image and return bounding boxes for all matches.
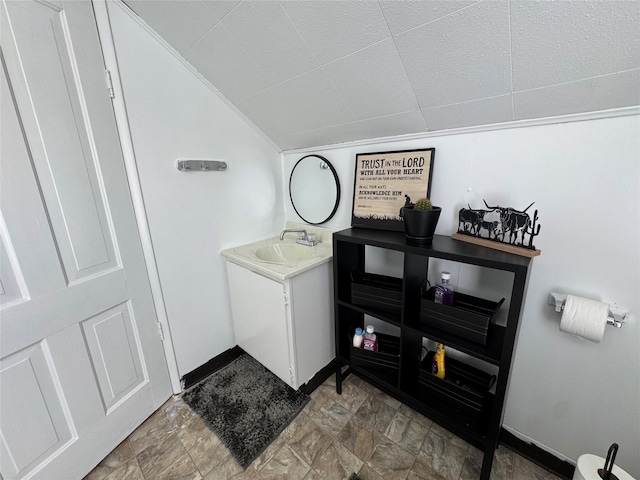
[560,295,609,343]
[573,454,636,480]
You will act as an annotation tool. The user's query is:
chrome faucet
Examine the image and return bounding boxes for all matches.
[279,228,318,246]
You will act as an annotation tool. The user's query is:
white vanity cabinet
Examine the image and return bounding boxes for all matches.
[225,260,334,389]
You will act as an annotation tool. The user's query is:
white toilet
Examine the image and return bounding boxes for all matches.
[573,454,636,480]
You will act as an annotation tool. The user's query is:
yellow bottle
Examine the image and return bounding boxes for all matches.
[432,343,446,379]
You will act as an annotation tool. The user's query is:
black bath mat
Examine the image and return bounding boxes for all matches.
[182,354,309,469]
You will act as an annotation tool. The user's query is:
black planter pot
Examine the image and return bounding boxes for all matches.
[402,206,442,243]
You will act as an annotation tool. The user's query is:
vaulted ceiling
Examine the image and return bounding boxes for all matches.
[122,0,640,151]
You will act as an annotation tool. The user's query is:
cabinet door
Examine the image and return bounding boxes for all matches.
[226,263,292,386]
[290,262,334,387]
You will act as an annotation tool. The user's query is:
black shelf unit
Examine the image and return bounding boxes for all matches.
[333,228,532,480]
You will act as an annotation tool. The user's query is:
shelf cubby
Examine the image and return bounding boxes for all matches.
[350,331,400,388]
[419,288,504,346]
[403,320,506,366]
[418,351,495,434]
[337,300,401,327]
[350,269,403,315]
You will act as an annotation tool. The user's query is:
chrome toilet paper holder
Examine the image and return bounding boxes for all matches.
[548,292,629,328]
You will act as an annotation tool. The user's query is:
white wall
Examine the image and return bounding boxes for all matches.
[284,115,640,476]
[107,1,283,377]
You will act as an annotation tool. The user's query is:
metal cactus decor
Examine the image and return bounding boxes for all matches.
[456,200,541,252]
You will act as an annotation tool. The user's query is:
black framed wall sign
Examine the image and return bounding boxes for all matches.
[351,148,435,231]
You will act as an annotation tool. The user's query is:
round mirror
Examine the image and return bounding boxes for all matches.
[289,155,340,225]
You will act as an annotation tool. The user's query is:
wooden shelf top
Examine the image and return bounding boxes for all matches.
[334,228,532,272]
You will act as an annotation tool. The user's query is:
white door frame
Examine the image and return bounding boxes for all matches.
[93,0,181,394]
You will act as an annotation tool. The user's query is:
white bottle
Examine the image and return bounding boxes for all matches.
[363,325,378,352]
[353,328,363,348]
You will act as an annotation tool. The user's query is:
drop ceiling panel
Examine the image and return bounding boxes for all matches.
[220,1,319,86]
[379,0,478,35]
[281,1,390,65]
[511,0,640,92]
[422,95,514,131]
[354,109,427,140]
[235,68,354,141]
[278,110,427,151]
[201,0,240,21]
[323,38,418,120]
[395,0,511,109]
[124,0,217,54]
[279,123,372,152]
[514,69,640,120]
[184,24,272,102]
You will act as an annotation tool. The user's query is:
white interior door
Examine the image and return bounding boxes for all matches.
[0,1,172,478]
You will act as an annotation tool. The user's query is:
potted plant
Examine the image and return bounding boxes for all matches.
[402,198,442,243]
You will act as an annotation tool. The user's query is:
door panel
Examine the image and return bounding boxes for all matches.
[2,0,116,283]
[0,47,63,300]
[0,343,74,479]
[81,302,145,412]
[0,1,171,478]
[0,225,26,306]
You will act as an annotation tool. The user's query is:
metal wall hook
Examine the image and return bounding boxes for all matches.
[176,159,228,172]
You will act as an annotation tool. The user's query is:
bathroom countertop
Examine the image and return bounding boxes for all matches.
[221,236,333,282]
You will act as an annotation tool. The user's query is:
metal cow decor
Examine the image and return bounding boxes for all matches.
[458,205,486,235]
[456,200,541,251]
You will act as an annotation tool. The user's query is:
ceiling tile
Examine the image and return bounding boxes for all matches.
[235,69,354,139]
[124,0,217,54]
[200,0,240,21]
[278,123,371,151]
[422,95,513,131]
[281,1,390,65]
[354,110,428,141]
[395,0,511,109]
[379,0,478,35]
[184,24,273,102]
[220,1,318,86]
[514,70,640,120]
[279,110,427,151]
[511,0,640,91]
[323,39,418,120]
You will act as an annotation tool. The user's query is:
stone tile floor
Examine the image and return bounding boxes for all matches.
[84,373,562,480]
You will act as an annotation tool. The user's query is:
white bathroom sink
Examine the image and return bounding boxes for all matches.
[254,243,314,264]
[221,230,333,281]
